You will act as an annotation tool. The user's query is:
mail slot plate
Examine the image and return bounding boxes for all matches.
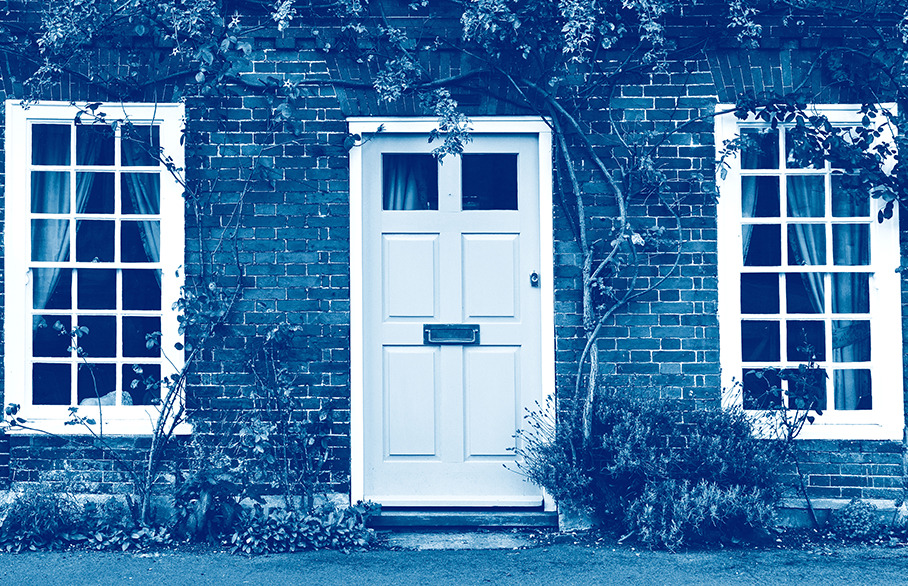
[423,324,480,345]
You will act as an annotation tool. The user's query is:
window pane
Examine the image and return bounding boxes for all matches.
[832,273,869,313]
[741,176,779,217]
[123,316,161,358]
[31,171,71,213]
[76,125,115,166]
[785,273,824,314]
[121,125,160,166]
[462,154,518,210]
[33,363,71,405]
[33,268,72,310]
[832,224,869,265]
[77,269,116,309]
[122,221,160,262]
[123,270,161,310]
[77,363,116,405]
[784,367,826,411]
[742,320,780,361]
[740,273,779,313]
[787,224,826,265]
[32,125,70,165]
[786,176,825,217]
[743,224,780,266]
[77,315,117,358]
[124,364,161,405]
[787,320,826,361]
[76,220,115,262]
[834,369,871,410]
[31,220,70,261]
[32,315,70,358]
[832,174,869,217]
[741,129,779,169]
[382,154,438,210]
[121,173,161,214]
[832,320,870,362]
[742,368,781,410]
[78,172,115,214]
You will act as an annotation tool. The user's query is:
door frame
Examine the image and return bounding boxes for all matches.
[347,117,555,508]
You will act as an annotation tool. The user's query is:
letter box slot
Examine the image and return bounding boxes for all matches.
[423,324,480,345]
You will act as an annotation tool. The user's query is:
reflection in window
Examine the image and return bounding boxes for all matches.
[462,154,518,210]
[382,154,438,210]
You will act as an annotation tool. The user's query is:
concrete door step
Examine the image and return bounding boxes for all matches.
[368,509,558,530]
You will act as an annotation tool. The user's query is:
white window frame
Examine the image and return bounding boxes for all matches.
[4,101,186,435]
[716,104,903,440]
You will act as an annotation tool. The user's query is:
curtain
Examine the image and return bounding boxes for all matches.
[383,155,433,211]
[831,226,871,410]
[786,176,825,313]
[122,136,162,284]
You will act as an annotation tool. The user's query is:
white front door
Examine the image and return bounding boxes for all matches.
[358,129,546,507]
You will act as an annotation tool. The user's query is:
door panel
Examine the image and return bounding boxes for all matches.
[362,133,543,506]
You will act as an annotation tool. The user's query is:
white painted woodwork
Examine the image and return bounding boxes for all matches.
[358,130,545,507]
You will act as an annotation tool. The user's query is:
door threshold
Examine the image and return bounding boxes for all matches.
[368,507,558,530]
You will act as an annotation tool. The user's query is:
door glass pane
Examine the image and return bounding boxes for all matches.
[741,129,779,169]
[832,273,869,313]
[121,174,161,214]
[741,320,780,361]
[382,154,438,210]
[31,171,71,213]
[33,363,71,405]
[32,220,70,261]
[462,154,518,210]
[834,369,871,410]
[832,224,869,265]
[787,224,825,265]
[743,224,780,266]
[124,364,161,405]
[32,125,70,165]
[787,320,826,361]
[832,320,870,362]
[78,172,115,213]
[76,125,115,166]
[76,220,115,262]
[740,273,778,313]
[787,176,825,217]
[121,125,160,166]
[785,273,824,313]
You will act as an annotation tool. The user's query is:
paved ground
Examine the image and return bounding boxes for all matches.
[2,534,908,585]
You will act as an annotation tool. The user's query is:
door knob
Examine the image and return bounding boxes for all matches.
[530,271,540,287]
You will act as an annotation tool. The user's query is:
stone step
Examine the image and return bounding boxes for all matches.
[369,509,558,530]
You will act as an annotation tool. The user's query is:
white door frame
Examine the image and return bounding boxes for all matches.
[347,117,555,508]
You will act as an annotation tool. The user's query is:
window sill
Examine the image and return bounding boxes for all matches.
[5,406,192,437]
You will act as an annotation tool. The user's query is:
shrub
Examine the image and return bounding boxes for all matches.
[516,388,783,548]
[830,498,881,542]
[0,487,81,552]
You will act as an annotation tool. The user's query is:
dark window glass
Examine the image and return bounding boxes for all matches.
[742,368,781,410]
[832,174,869,217]
[31,172,70,213]
[785,273,824,314]
[76,220,115,262]
[77,363,116,404]
[741,320,780,361]
[787,224,826,265]
[741,128,779,169]
[78,172,115,214]
[124,364,161,405]
[31,220,70,262]
[741,176,779,217]
[834,369,872,410]
[34,268,72,310]
[123,270,162,310]
[382,154,438,210]
[121,221,160,262]
[77,269,116,309]
[787,176,825,217]
[76,125,115,166]
[787,320,826,361]
[33,363,71,405]
[78,315,117,358]
[743,224,781,266]
[832,224,869,265]
[121,125,160,166]
[121,173,160,214]
[832,273,869,313]
[462,154,518,210]
[832,320,870,362]
[32,315,71,358]
[740,273,779,313]
[123,316,161,358]
[784,367,827,411]
[32,125,71,165]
